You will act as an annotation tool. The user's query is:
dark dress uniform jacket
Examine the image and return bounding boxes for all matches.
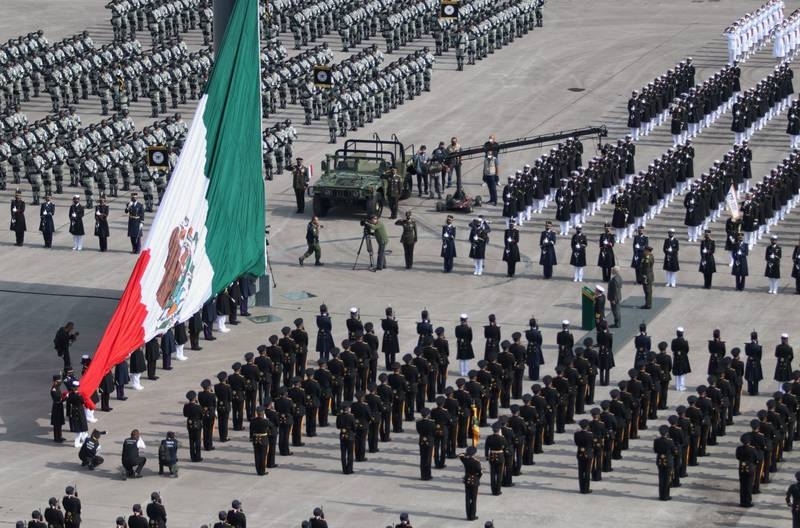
[455,323,474,360]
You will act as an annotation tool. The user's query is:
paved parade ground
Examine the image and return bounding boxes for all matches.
[1,0,800,526]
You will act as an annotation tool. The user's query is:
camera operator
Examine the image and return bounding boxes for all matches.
[299,216,323,267]
[79,429,105,470]
[363,215,388,271]
[54,322,79,372]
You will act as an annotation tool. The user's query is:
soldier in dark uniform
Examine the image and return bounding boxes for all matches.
[598,223,616,281]
[381,307,400,371]
[263,401,279,468]
[254,345,273,407]
[654,425,677,500]
[417,310,434,348]
[483,314,501,361]
[430,396,452,468]
[288,376,307,447]
[525,319,544,381]
[745,332,764,395]
[434,327,450,393]
[416,407,436,480]
[183,390,203,462]
[776,334,795,392]
[127,505,148,528]
[503,218,521,277]
[672,327,691,392]
[226,501,245,528]
[191,381,214,453]
[44,498,64,528]
[314,359,333,427]
[574,419,594,494]
[302,369,321,437]
[588,408,606,482]
[539,221,557,278]
[124,192,144,253]
[441,215,456,272]
[351,391,372,461]
[346,308,363,341]
[699,229,716,288]
[484,423,507,495]
[228,362,246,430]
[10,189,26,246]
[556,320,575,367]
[455,314,474,377]
[315,304,334,363]
[377,373,395,441]
[639,245,654,308]
[249,406,273,475]
[766,235,782,294]
[274,388,295,455]
[401,354,420,420]
[459,446,482,521]
[61,486,80,528]
[39,194,55,248]
[241,353,260,420]
[50,374,65,443]
[292,318,309,377]
[146,493,166,528]
[65,381,87,448]
[786,471,800,525]
[279,327,298,387]
[735,433,757,507]
[336,401,355,474]
[731,231,749,290]
[364,383,384,453]
[395,211,418,269]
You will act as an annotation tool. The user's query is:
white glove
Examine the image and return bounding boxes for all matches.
[603,240,608,245]
[738,250,742,255]
[634,244,640,249]
[702,249,707,254]
[443,233,449,239]
[575,244,580,249]
[71,213,76,218]
[12,208,16,213]
[473,236,478,241]
[507,238,512,243]
[128,202,134,207]
[96,210,102,216]
[667,248,672,253]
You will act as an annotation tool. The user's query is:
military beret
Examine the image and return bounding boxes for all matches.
[281,326,291,334]
[269,335,279,344]
[201,379,211,389]
[256,344,267,353]
[730,347,741,356]
[244,352,254,361]
[627,368,638,378]
[186,390,196,400]
[231,500,241,509]
[232,362,242,370]
[500,340,511,349]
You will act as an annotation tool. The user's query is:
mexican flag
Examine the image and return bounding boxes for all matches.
[79,0,264,399]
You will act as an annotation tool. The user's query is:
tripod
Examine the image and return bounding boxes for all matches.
[353,230,375,270]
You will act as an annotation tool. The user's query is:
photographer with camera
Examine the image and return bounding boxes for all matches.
[79,429,105,470]
[299,216,323,267]
[363,215,388,271]
[54,322,79,372]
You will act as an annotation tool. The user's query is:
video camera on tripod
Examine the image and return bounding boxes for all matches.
[353,218,375,270]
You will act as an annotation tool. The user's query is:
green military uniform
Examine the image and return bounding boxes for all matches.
[300,218,322,266]
[395,212,418,269]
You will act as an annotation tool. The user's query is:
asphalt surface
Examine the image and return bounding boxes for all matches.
[1,1,799,527]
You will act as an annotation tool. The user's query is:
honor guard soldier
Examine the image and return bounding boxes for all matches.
[639,246,654,308]
[44,498,64,528]
[386,167,403,219]
[455,314,474,377]
[336,401,356,474]
[441,215,456,272]
[416,407,436,480]
[215,372,232,442]
[146,493,166,528]
[124,192,144,253]
[291,157,309,213]
[10,189,26,246]
[766,235,782,294]
[654,424,677,500]
[198,379,216,452]
[736,433,758,507]
[775,333,794,392]
[274,388,295,455]
[183,391,203,462]
[459,446,482,521]
[786,471,800,524]
[128,505,148,528]
[381,307,400,370]
[574,419,594,494]
[484,423,507,495]
[62,486,80,528]
[226,501,246,528]
[249,406,273,475]
[539,221,557,278]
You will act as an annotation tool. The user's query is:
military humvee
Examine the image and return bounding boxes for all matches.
[309,137,413,218]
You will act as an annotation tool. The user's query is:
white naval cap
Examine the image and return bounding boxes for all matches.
[596,285,605,292]
[677,327,685,333]
[782,333,790,339]
[460,313,468,320]
[562,320,570,326]
[72,380,80,387]
[350,307,358,313]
